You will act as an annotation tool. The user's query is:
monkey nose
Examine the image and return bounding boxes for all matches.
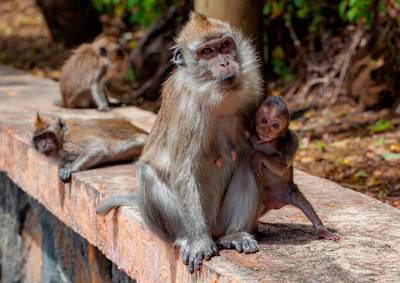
[220,61,229,67]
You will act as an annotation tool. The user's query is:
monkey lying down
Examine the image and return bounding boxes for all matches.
[31,113,147,182]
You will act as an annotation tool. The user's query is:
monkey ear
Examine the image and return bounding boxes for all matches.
[172,47,185,66]
[190,11,208,22]
[36,112,42,123]
[99,46,108,57]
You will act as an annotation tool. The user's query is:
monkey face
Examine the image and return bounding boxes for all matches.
[33,132,59,156]
[193,35,240,85]
[255,106,289,142]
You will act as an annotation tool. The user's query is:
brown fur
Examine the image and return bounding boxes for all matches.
[137,12,263,271]
[31,113,147,182]
[59,36,125,111]
[96,12,264,273]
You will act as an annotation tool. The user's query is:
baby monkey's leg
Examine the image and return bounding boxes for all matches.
[289,183,340,241]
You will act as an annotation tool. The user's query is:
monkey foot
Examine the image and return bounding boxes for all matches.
[317,228,341,241]
[97,105,111,112]
[180,237,219,273]
[217,232,259,254]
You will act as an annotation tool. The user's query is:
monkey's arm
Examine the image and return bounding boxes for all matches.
[217,157,259,254]
[59,147,107,182]
[250,147,288,178]
[91,79,110,112]
[281,130,299,165]
[178,173,219,272]
[289,183,340,241]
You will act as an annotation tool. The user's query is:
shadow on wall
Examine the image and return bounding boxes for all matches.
[0,172,135,283]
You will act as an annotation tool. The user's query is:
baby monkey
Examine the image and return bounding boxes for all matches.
[251,96,340,241]
[31,113,147,183]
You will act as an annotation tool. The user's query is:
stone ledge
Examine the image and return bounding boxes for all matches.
[0,64,399,282]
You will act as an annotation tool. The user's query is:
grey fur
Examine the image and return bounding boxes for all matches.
[96,195,137,215]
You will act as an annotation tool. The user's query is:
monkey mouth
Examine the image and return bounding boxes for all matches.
[219,75,237,85]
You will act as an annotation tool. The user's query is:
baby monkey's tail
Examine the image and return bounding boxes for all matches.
[96,195,137,215]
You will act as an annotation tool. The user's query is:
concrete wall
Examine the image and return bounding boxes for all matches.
[0,172,135,283]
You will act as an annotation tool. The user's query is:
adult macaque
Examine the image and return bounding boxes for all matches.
[31,113,147,183]
[250,96,340,241]
[59,36,125,111]
[97,12,263,272]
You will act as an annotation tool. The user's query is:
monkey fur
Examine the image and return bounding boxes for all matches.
[96,12,263,272]
[59,36,126,111]
[251,96,340,241]
[31,113,148,183]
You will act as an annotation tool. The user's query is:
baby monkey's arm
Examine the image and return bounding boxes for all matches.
[250,135,288,178]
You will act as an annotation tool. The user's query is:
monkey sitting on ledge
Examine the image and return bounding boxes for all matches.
[31,113,148,183]
[250,96,340,241]
[59,36,126,111]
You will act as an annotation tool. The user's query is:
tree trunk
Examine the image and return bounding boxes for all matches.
[36,0,102,47]
[194,0,262,49]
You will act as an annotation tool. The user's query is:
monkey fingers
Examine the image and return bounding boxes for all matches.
[317,227,341,241]
[251,154,263,181]
[59,167,73,183]
[184,239,219,273]
[217,232,258,254]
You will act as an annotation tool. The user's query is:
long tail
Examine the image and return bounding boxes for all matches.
[96,194,137,215]
[53,98,64,107]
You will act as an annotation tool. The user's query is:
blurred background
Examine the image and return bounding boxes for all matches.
[0,0,399,207]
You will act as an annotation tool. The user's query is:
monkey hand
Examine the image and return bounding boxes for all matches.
[251,153,264,182]
[59,167,73,183]
[181,236,219,273]
[316,227,341,241]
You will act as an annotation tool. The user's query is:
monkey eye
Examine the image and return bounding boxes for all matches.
[272,123,280,129]
[261,118,268,124]
[99,46,108,57]
[220,41,230,49]
[202,48,213,55]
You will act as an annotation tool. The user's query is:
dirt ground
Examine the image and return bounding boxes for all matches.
[0,0,399,208]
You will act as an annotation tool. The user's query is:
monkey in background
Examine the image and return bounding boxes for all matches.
[96,12,264,272]
[59,36,126,111]
[31,113,148,182]
[250,96,340,241]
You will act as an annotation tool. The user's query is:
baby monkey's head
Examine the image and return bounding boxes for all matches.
[255,96,289,142]
[31,113,64,156]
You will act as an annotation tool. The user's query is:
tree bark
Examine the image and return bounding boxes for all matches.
[194,0,262,49]
[36,0,102,47]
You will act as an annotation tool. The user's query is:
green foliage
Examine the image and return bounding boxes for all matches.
[262,0,394,80]
[339,0,375,27]
[383,152,400,161]
[369,119,393,133]
[92,0,179,27]
[315,140,327,152]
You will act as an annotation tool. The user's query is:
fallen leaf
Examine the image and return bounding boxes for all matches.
[382,152,400,161]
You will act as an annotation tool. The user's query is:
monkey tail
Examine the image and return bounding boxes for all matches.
[96,194,137,215]
[53,98,65,107]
